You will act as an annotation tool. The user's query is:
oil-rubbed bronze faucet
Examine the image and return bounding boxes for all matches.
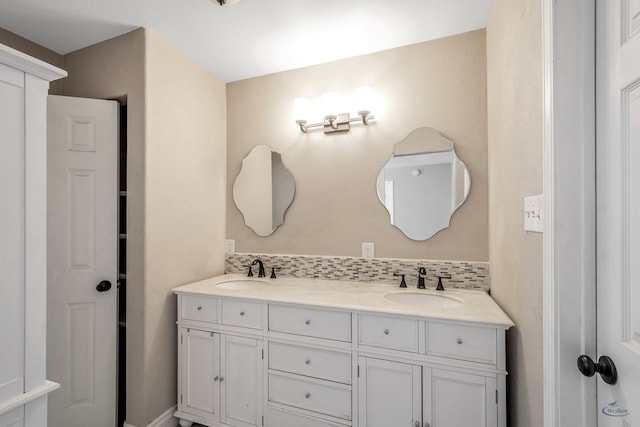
[417,267,426,289]
[252,259,266,278]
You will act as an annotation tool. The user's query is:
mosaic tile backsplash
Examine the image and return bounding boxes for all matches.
[225,253,490,291]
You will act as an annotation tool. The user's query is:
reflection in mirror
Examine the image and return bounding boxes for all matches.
[233,145,295,236]
[376,128,471,240]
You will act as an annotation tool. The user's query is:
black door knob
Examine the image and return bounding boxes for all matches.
[96,280,112,292]
[577,354,618,385]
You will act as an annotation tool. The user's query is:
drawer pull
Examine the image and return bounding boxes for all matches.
[305,392,311,399]
[305,359,311,365]
[305,319,311,325]
[384,329,390,335]
[240,311,245,316]
[197,306,202,311]
[214,376,219,382]
[457,338,463,344]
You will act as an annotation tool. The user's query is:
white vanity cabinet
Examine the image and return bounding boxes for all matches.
[176,297,264,427]
[357,312,503,427]
[175,278,511,427]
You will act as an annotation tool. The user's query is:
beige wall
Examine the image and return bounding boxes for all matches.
[144,30,227,421]
[63,28,227,426]
[0,27,65,94]
[227,30,489,261]
[487,1,543,427]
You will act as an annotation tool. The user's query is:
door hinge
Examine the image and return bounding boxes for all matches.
[262,415,264,426]
[181,335,183,344]
[496,389,498,404]
[180,394,183,404]
[357,365,360,378]
[262,349,264,360]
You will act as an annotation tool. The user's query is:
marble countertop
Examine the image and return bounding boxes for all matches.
[174,274,514,329]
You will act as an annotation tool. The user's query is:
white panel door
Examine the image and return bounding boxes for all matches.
[596,0,640,423]
[220,335,263,427]
[47,95,118,427]
[0,63,25,405]
[358,357,422,427]
[181,328,220,422]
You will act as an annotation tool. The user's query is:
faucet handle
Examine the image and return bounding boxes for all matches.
[270,267,281,279]
[393,273,407,288]
[436,275,451,291]
[244,265,254,277]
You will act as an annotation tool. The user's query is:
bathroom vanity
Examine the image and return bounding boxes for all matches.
[173,275,512,427]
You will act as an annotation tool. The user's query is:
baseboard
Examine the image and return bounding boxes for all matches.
[123,406,178,427]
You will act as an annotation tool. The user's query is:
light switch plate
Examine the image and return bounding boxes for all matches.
[225,239,235,255]
[362,242,375,259]
[524,195,543,233]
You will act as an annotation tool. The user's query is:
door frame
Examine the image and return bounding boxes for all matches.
[542,0,597,425]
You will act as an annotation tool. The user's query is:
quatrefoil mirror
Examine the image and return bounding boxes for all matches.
[376,127,471,240]
[233,145,295,236]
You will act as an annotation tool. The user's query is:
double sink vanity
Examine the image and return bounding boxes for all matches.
[173,272,512,427]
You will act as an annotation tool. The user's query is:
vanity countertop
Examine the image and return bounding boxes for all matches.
[174,274,514,329]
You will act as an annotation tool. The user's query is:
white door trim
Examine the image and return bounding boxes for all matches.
[543,0,597,426]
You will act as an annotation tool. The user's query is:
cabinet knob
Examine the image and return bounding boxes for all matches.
[457,338,463,344]
[305,319,311,325]
[219,377,224,382]
[384,329,390,335]
[213,376,219,382]
[240,311,245,316]
[415,421,420,427]
[305,393,311,399]
[197,306,202,311]
[305,359,311,365]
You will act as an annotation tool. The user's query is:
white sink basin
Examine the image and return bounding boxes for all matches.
[215,279,270,289]
[384,292,463,308]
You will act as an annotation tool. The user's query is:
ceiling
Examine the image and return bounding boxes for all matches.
[0,0,493,82]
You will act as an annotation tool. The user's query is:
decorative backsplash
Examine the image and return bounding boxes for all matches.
[225,253,490,291]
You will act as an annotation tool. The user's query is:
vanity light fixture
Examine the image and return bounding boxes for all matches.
[295,111,374,134]
[294,87,376,134]
[215,0,240,6]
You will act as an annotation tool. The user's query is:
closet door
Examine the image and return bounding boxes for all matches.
[0,62,25,404]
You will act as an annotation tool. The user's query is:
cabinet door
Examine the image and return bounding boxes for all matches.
[221,334,263,427]
[428,369,497,427]
[358,357,422,427]
[180,328,220,422]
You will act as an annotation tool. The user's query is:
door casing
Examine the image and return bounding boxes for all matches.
[542,0,597,426]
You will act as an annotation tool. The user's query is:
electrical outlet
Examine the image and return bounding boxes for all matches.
[225,239,235,255]
[362,242,374,259]
[524,195,543,233]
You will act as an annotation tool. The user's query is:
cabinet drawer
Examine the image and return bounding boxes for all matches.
[181,295,219,323]
[269,305,352,342]
[427,323,496,364]
[269,342,352,384]
[358,314,419,352]
[268,373,351,420]
[222,299,264,330]
[267,407,349,427]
